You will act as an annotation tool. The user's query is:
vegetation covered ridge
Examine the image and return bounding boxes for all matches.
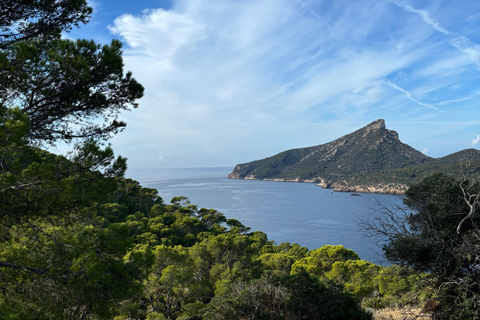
[228,119,480,193]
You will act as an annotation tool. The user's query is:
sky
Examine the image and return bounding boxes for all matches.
[65,0,480,175]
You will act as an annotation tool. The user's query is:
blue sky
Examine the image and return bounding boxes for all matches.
[66,0,480,174]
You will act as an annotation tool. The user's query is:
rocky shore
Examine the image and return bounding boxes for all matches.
[327,182,407,194]
[228,174,407,194]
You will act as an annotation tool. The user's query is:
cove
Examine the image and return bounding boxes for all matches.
[136,167,402,265]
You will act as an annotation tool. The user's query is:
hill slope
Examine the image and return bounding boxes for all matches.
[228,120,480,193]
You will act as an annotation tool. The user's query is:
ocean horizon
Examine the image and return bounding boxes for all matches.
[133,167,401,265]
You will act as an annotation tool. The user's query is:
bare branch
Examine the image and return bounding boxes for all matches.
[456,180,479,234]
[0,181,43,193]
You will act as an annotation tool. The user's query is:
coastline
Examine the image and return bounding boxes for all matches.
[227,175,407,194]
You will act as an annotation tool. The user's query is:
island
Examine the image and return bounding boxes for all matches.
[228,119,480,193]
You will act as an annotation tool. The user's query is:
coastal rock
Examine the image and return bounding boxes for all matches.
[330,183,408,194]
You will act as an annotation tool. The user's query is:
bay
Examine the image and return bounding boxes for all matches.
[135,167,402,265]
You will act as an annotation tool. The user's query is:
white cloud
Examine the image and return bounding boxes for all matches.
[393,1,480,70]
[415,54,471,78]
[472,135,480,146]
[392,0,450,35]
[438,89,480,106]
[109,9,206,59]
[450,37,480,70]
[422,147,430,154]
[105,0,480,168]
[382,80,441,111]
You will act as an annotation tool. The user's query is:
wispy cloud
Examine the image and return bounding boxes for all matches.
[391,0,450,34]
[104,0,480,168]
[438,90,480,106]
[393,1,480,70]
[450,36,480,70]
[382,80,441,111]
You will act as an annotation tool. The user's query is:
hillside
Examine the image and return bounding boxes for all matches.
[228,120,480,193]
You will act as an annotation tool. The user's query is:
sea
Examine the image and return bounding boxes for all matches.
[134,167,403,265]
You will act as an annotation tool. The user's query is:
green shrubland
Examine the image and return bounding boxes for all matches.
[1,1,478,319]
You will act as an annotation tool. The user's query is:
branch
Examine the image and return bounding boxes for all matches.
[456,181,479,234]
[0,260,47,276]
[1,209,62,245]
[0,181,43,193]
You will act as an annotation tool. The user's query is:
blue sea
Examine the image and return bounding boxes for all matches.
[135,167,402,265]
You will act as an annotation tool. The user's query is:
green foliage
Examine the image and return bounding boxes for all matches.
[291,245,360,277]
[258,253,295,275]
[0,143,120,228]
[0,2,147,317]
[342,157,480,188]
[1,38,144,143]
[204,271,372,320]
[375,265,428,305]
[287,244,430,310]
[0,107,29,146]
[147,312,168,320]
[0,2,433,318]
[0,0,92,46]
[368,173,480,318]
[384,174,480,272]
[110,179,164,220]
[143,246,195,319]
[327,260,380,297]
[1,151,425,320]
[0,141,151,318]
[0,215,147,318]
[309,245,360,266]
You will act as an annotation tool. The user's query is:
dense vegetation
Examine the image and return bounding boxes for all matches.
[0,161,429,319]
[363,173,480,319]
[337,155,480,190]
[1,1,479,319]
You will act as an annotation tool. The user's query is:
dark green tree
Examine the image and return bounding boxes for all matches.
[1,38,144,144]
[0,0,92,46]
[290,245,359,277]
[0,0,147,318]
[204,271,372,320]
[0,135,150,319]
[362,173,480,319]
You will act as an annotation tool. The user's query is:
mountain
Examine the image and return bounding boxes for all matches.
[228,120,480,193]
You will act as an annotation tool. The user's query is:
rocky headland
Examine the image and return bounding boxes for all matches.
[228,120,480,194]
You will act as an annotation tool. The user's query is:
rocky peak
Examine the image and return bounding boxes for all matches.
[361,119,400,143]
[335,119,396,145]
[366,119,386,130]
[362,119,389,136]
[343,119,387,137]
